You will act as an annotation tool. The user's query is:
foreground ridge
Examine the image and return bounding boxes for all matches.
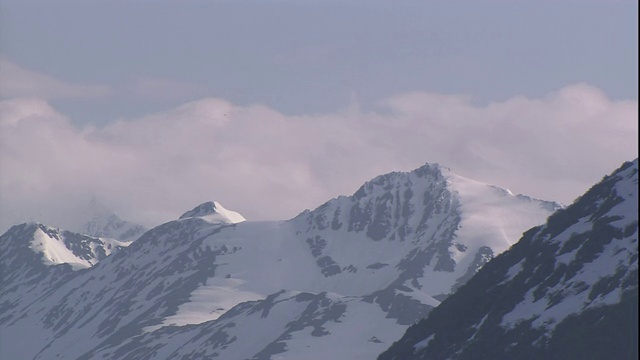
[379,159,638,360]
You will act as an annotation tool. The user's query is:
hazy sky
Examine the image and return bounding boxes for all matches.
[0,0,638,231]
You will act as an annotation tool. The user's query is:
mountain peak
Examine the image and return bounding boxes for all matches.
[378,159,638,360]
[414,162,447,177]
[179,201,246,224]
[352,162,447,200]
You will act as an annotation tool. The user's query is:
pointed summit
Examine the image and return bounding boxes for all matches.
[179,201,246,224]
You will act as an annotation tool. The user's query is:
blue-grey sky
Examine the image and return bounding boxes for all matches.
[0,0,638,230]
[2,0,637,123]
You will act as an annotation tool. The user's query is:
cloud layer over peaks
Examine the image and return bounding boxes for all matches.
[0,84,637,231]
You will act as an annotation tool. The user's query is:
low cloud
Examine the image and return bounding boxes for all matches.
[0,84,637,231]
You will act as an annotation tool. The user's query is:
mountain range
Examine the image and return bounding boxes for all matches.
[1,160,635,359]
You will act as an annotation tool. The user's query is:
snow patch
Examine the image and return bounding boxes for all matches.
[145,278,264,331]
[414,334,435,351]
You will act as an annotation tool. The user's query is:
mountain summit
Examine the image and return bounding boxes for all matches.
[179,201,246,224]
[379,159,638,360]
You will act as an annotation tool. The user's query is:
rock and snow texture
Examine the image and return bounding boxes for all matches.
[0,164,559,360]
[379,159,638,360]
[30,224,130,269]
[1,222,131,271]
[0,222,134,350]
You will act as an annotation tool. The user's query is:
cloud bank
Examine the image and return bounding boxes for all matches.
[0,84,637,231]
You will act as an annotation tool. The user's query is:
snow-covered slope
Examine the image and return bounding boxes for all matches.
[379,159,638,360]
[0,163,560,360]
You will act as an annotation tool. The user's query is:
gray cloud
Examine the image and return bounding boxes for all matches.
[0,84,637,232]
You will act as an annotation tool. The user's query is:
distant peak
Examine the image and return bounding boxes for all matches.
[179,201,246,224]
[84,196,113,217]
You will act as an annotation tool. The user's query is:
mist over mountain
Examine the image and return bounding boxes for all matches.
[0,163,561,359]
[0,197,148,243]
[76,199,148,243]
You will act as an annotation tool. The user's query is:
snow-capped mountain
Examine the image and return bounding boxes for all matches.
[0,223,134,343]
[379,159,638,360]
[2,222,131,270]
[0,163,560,360]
